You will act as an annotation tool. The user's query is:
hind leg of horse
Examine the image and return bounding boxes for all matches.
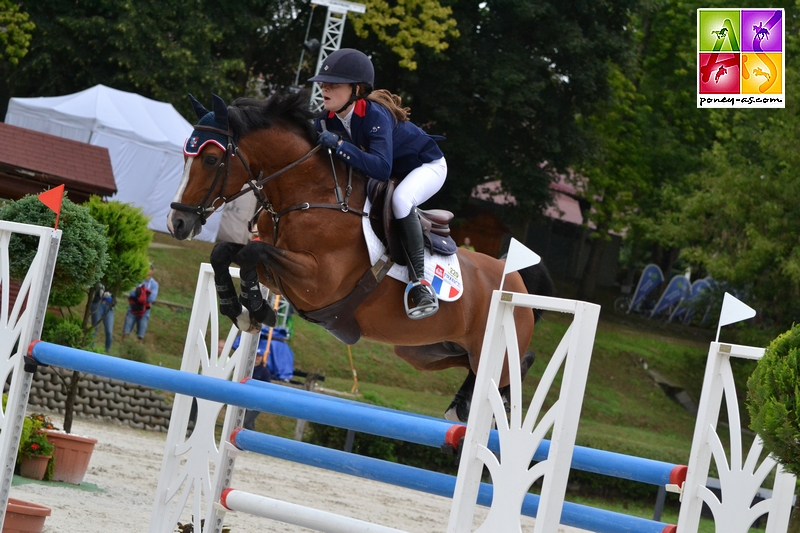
[445,350,536,423]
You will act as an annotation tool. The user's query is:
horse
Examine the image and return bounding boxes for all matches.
[167,90,555,422]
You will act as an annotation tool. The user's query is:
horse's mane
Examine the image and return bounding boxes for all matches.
[228,90,318,144]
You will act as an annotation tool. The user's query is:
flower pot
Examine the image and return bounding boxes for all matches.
[2,498,51,533]
[18,455,51,481]
[42,430,97,485]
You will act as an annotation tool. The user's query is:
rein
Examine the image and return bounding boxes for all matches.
[171,123,368,241]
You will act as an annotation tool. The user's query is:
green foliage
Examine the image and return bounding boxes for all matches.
[42,313,84,349]
[0,194,108,306]
[642,1,800,321]
[351,0,459,70]
[17,413,56,462]
[379,0,640,217]
[0,0,35,66]
[118,338,150,364]
[747,324,800,476]
[86,196,152,295]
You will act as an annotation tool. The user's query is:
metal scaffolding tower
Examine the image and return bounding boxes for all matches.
[307,0,366,112]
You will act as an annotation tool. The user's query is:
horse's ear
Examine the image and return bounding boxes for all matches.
[188,94,210,120]
[212,94,229,130]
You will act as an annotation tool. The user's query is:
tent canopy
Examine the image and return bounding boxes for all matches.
[5,84,222,242]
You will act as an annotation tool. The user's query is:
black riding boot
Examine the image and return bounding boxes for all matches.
[397,210,438,319]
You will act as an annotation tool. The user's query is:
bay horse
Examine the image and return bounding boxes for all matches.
[167,90,555,422]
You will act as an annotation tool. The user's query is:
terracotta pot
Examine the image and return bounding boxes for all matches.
[42,430,97,485]
[2,498,51,533]
[17,455,51,481]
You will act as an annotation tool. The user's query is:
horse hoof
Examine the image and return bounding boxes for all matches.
[252,303,277,327]
[233,309,262,334]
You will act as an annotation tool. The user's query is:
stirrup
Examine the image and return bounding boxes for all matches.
[404,280,439,320]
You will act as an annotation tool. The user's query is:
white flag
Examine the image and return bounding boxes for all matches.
[503,238,541,276]
[716,292,756,342]
[719,292,756,327]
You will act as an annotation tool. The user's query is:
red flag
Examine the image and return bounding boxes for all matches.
[38,184,65,230]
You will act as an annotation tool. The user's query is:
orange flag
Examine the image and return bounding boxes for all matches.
[38,184,65,230]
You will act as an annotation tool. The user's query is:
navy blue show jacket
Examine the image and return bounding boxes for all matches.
[313,99,443,181]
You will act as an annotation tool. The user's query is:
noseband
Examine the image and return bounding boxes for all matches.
[170,123,367,241]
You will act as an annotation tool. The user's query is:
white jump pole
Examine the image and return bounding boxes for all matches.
[219,489,408,533]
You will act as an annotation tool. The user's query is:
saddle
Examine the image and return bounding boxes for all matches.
[293,178,458,346]
[367,177,458,265]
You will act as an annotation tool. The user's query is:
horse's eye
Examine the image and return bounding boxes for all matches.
[204,155,219,166]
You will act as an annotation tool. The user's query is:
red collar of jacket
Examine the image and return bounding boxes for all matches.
[327,99,367,119]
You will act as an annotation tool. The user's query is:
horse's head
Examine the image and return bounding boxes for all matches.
[167,91,319,241]
[168,94,236,240]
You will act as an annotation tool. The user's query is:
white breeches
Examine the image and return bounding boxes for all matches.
[392,158,447,218]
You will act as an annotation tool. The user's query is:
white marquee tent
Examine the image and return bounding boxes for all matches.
[4,84,254,243]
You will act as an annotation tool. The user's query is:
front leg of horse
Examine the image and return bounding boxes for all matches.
[210,242,245,325]
[211,242,274,333]
[235,242,276,330]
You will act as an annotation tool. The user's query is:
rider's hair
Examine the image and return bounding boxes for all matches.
[357,83,410,123]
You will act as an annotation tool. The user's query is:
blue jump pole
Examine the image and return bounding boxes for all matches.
[233,430,673,533]
[29,341,685,488]
[29,342,676,532]
[242,379,686,488]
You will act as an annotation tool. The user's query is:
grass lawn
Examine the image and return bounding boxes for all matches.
[70,230,781,529]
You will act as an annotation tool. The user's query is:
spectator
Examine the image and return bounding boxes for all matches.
[460,237,476,251]
[121,263,159,343]
[91,283,115,353]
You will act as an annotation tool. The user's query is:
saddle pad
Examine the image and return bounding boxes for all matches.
[362,199,464,302]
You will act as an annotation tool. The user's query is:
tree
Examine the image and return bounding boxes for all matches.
[0,0,34,66]
[747,324,800,476]
[654,3,800,322]
[5,0,244,114]
[574,64,652,300]
[572,0,718,298]
[374,0,640,219]
[5,0,460,118]
[0,194,108,307]
[350,0,459,70]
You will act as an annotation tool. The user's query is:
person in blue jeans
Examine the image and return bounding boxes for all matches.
[90,284,115,353]
[122,263,159,342]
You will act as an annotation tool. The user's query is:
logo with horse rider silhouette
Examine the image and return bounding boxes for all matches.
[697,8,784,108]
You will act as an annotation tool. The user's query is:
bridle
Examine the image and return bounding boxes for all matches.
[170,122,367,241]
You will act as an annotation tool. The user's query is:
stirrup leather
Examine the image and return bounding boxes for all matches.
[404,280,439,320]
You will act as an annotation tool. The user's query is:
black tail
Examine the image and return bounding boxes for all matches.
[518,262,556,323]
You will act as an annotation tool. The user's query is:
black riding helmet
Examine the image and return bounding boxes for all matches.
[308,48,374,87]
[308,49,374,113]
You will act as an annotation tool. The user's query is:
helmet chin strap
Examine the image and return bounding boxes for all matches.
[335,84,359,114]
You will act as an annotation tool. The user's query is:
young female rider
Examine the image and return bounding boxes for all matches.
[308,48,447,320]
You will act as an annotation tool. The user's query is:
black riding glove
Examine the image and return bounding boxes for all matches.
[318,130,340,150]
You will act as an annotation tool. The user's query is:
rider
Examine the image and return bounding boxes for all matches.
[308,48,446,320]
